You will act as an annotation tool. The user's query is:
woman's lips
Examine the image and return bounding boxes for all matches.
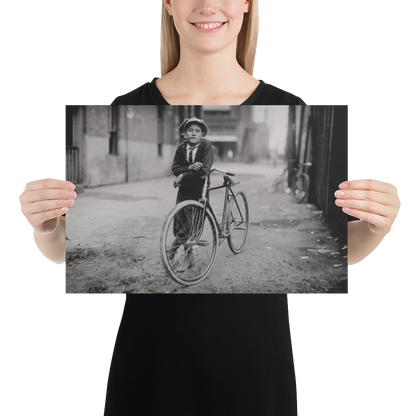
[190,21,228,33]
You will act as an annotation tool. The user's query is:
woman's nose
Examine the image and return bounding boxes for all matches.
[197,0,220,16]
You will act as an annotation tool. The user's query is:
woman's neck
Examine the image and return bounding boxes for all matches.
[156,43,260,105]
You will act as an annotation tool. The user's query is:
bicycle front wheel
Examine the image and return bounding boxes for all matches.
[160,200,219,286]
[292,173,310,203]
[226,191,249,254]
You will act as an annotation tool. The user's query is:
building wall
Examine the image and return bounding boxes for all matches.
[84,106,125,187]
[81,106,181,187]
[127,141,177,182]
[125,106,178,181]
[85,135,127,187]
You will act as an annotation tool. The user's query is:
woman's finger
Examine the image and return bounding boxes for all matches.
[22,176,75,191]
[334,189,393,206]
[339,179,398,196]
[340,207,393,234]
[27,207,69,230]
[20,189,76,227]
[336,179,400,213]
[20,188,77,205]
[22,198,75,216]
[335,198,391,217]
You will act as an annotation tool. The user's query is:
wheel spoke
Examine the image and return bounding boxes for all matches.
[160,201,218,285]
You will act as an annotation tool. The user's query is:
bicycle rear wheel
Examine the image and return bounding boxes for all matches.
[160,200,218,286]
[292,173,310,203]
[226,191,249,254]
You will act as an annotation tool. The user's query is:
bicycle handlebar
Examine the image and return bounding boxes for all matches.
[209,168,235,176]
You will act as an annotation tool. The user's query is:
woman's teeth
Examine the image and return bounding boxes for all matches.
[194,22,224,29]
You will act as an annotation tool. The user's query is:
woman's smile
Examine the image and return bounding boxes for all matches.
[189,20,228,33]
[164,0,250,55]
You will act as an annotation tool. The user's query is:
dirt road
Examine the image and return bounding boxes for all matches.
[66,162,347,294]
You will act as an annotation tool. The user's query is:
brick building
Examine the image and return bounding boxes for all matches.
[66,105,197,188]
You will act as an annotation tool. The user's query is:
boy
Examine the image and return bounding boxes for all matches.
[169,117,214,271]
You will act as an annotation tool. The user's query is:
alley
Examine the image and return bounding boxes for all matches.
[66,162,347,294]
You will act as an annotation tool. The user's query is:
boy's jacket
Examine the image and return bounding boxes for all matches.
[172,138,214,197]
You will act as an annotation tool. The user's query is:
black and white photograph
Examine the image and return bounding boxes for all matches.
[66,105,347,294]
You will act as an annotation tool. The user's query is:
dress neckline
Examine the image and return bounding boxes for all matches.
[153,75,268,105]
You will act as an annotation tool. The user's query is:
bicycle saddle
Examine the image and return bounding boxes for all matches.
[225,176,240,186]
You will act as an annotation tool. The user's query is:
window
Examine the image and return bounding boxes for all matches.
[63,105,73,147]
[108,106,118,155]
[157,106,164,156]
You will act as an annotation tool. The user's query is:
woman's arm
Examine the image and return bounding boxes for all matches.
[33,216,67,264]
[348,221,390,267]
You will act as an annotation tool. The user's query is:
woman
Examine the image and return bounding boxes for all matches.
[19,1,400,415]
[112,0,304,106]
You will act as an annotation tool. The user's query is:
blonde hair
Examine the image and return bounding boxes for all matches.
[160,0,259,76]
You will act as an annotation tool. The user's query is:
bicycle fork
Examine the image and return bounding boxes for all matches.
[199,176,209,226]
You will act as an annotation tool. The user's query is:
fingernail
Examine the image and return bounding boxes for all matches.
[65,200,74,206]
[339,183,348,189]
[60,207,68,212]
[342,207,351,212]
[336,199,345,205]
[66,191,75,198]
[335,191,344,197]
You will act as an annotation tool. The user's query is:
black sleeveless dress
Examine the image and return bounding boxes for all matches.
[104,79,305,416]
[104,294,300,416]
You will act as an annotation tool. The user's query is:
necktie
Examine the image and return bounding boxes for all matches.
[188,148,194,164]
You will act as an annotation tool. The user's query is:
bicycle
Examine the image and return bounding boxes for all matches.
[160,168,249,286]
[269,158,295,194]
[292,161,312,203]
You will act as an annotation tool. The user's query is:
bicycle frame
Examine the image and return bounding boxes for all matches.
[199,172,243,242]
[294,161,312,177]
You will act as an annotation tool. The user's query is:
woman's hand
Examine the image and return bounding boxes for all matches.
[173,174,183,188]
[189,162,203,171]
[19,179,77,235]
[335,179,400,235]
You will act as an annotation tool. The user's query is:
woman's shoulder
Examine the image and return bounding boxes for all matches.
[247,77,309,105]
[111,78,168,105]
